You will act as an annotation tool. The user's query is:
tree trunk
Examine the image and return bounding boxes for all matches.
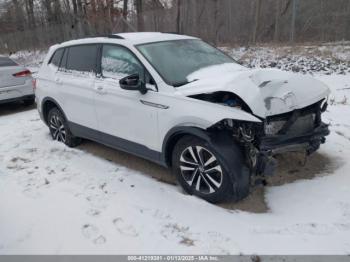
[76,0,83,15]
[72,0,78,15]
[25,0,35,29]
[213,0,219,45]
[290,0,297,43]
[53,0,62,24]
[176,0,181,33]
[42,0,53,24]
[252,0,261,44]
[135,0,144,31]
[122,0,128,31]
[274,0,281,42]
[107,0,114,33]
[12,0,25,31]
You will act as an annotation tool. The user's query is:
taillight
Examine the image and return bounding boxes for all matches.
[32,79,37,91]
[13,70,31,77]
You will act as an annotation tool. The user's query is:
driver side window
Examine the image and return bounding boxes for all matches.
[101,44,144,80]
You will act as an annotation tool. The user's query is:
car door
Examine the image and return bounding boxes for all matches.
[93,44,159,152]
[55,45,99,130]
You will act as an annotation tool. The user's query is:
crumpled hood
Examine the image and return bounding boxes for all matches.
[176,63,330,118]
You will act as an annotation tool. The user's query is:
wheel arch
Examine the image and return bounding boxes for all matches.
[162,125,251,201]
[41,97,67,125]
[161,126,211,167]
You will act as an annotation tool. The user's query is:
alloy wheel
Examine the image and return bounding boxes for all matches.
[179,146,223,194]
[49,114,66,143]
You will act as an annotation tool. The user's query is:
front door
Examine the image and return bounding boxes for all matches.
[93,44,159,151]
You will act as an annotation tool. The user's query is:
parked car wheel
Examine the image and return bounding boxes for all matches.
[172,136,244,203]
[48,107,81,147]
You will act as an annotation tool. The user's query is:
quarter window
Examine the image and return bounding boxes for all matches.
[49,49,64,67]
[101,44,144,80]
[66,45,98,72]
[59,48,68,69]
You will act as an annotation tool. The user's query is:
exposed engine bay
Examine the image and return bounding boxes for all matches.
[190,92,330,184]
[188,91,252,113]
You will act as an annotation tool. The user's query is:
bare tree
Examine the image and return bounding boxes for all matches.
[274,0,281,42]
[122,0,128,31]
[252,0,261,43]
[25,0,35,29]
[290,0,298,43]
[12,0,25,31]
[135,0,144,31]
[2,0,350,53]
[52,0,63,24]
[176,0,181,33]
[42,0,53,24]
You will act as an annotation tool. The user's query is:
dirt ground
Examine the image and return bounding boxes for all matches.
[79,140,338,213]
[1,102,339,214]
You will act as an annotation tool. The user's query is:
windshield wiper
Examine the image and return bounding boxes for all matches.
[173,79,199,88]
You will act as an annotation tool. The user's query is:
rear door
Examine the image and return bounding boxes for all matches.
[55,45,99,130]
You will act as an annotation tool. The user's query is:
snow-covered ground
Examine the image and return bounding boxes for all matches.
[1,46,350,255]
[224,42,350,75]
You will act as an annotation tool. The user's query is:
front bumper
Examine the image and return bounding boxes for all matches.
[259,122,330,154]
[255,122,330,176]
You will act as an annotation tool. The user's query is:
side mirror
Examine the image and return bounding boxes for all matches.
[119,74,147,94]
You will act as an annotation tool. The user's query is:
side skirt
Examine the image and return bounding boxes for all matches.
[68,122,166,167]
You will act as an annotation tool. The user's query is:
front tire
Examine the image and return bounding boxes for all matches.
[172,136,245,203]
[48,107,81,147]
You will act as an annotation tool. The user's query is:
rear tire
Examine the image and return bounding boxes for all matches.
[172,136,247,203]
[47,107,81,147]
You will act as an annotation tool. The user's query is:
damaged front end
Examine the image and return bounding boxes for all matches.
[209,99,330,182]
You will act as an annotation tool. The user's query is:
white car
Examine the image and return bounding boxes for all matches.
[0,56,35,105]
[36,33,330,203]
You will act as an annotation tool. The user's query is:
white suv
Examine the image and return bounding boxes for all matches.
[36,32,330,203]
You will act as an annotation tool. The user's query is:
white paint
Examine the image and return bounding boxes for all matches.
[0,73,349,254]
[183,63,330,117]
[0,63,33,101]
[36,33,329,152]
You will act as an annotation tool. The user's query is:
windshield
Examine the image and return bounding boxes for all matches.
[136,39,236,87]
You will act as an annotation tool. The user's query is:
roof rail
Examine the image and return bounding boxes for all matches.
[107,34,124,39]
[163,32,181,35]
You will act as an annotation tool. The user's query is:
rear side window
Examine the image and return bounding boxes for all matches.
[0,57,17,67]
[49,49,64,67]
[58,48,68,70]
[66,45,98,72]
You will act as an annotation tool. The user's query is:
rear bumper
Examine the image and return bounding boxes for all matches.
[0,94,35,105]
[0,81,34,103]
